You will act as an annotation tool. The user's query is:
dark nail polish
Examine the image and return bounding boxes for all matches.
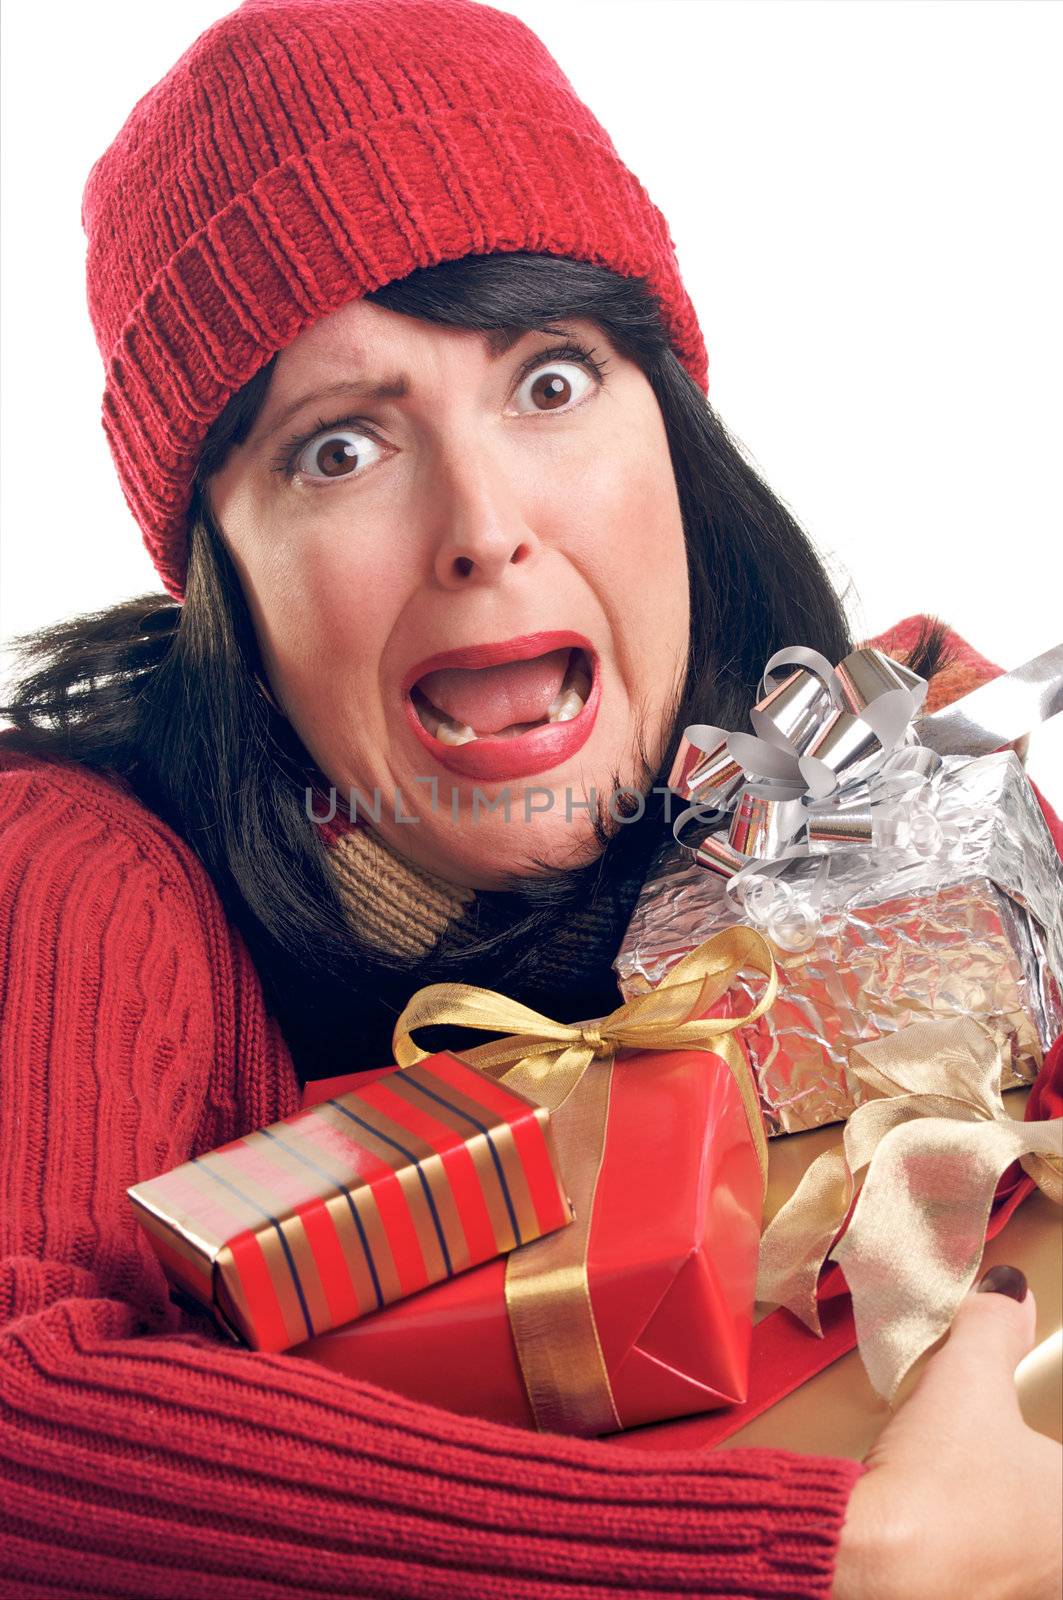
[977,1264,1028,1302]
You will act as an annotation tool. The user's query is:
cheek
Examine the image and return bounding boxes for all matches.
[244,518,400,694]
[566,421,688,646]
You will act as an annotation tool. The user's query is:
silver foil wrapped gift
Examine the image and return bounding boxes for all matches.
[614,642,1063,1136]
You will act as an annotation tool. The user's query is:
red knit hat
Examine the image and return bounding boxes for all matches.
[82,0,708,602]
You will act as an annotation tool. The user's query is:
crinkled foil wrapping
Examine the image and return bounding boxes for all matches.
[614,752,1063,1135]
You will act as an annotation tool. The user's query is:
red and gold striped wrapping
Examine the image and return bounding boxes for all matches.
[129,1051,574,1352]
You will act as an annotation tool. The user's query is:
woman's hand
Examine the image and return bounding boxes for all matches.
[832,1266,1062,1600]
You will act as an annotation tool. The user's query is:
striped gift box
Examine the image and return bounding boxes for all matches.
[129,1051,574,1352]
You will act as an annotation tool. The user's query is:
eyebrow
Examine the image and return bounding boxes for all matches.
[253,323,558,451]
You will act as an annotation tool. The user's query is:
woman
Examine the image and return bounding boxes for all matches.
[1,2,1059,1595]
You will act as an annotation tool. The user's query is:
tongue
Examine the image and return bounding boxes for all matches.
[416,647,572,735]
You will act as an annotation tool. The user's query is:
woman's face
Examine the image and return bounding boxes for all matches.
[207,295,690,889]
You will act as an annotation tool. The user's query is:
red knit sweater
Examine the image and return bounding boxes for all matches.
[0,618,1055,1598]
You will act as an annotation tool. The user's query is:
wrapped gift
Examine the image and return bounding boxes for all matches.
[128,1052,574,1352]
[757,1012,1063,1402]
[295,927,778,1437]
[615,642,1063,1135]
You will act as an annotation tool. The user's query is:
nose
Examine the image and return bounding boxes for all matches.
[430,455,539,590]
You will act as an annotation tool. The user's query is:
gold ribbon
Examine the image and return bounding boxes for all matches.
[392,926,778,1435]
[756,1014,1063,1402]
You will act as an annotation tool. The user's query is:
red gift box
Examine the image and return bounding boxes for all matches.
[296,1030,765,1434]
[129,1052,573,1352]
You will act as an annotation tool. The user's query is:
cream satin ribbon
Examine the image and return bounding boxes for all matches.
[391,925,778,1435]
[756,1014,1063,1402]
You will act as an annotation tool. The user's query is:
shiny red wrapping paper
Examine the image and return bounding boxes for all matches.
[296,1039,763,1432]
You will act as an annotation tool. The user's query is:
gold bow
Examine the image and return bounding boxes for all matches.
[756,1014,1063,1402]
[392,925,778,1435]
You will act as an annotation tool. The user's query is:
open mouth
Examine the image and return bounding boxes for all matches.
[400,631,602,782]
[409,646,594,745]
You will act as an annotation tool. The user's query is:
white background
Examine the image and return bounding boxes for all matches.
[2,0,1060,793]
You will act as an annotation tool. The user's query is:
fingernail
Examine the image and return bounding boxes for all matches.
[976,1264,1028,1302]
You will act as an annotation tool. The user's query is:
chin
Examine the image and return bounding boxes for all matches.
[401,805,610,891]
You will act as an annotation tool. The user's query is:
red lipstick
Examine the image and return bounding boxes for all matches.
[401,630,594,687]
[400,630,601,782]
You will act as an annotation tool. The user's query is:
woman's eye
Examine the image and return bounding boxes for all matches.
[288,425,385,484]
[275,347,606,485]
[510,359,598,417]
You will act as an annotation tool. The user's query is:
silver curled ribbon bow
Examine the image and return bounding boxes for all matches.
[667,640,1063,952]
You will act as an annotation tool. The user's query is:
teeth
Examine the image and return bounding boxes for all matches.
[545,651,592,722]
[434,719,478,745]
[546,687,584,723]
